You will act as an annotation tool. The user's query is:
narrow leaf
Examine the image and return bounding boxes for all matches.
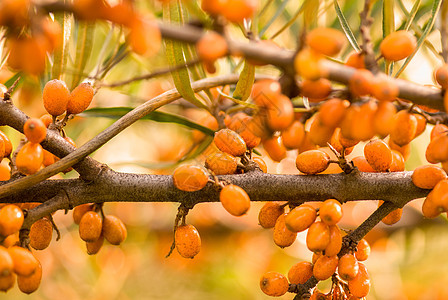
[233,60,255,101]
[403,0,421,31]
[382,0,394,74]
[71,22,95,89]
[259,0,290,37]
[52,6,71,80]
[334,0,360,51]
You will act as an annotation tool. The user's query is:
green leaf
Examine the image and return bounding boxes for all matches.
[71,22,95,89]
[81,107,215,136]
[52,5,71,80]
[334,0,360,51]
[402,0,421,31]
[233,60,255,101]
[4,73,21,88]
[382,0,394,74]
[259,0,291,37]
[303,0,319,29]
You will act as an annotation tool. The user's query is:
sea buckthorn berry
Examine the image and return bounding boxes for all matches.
[348,262,370,298]
[300,78,332,100]
[0,131,12,157]
[349,69,374,97]
[175,224,201,258]
[355,239,370,261]
[42,150,55,167]
[389,139,411,160]
[364,139,392,172]
[371,75,399,102]
[373,101,397,137]
[17,260,42,294]
[324,225,342,257]
[435,64,448,88]
[412,165,447,189]
[205,152,237,175]
[0,246,13,277]
[288,261,313,285]
[42,79,70,117]
[350,100,377,141]
[263,136,287,162]
[299,132,318,153]
[430,124,448,141]
[258,202,284,228]
[274,213,297,248]
[310,290,326,300]
[253,156,267,173]
[233,117,262,149]
[308,115,335,147]
[306,221,331,252]
[16,142,44,175]
[251,79,282,107]
[320,199,343,226]
[128,17,161,57]
[296,150,330,175]
[285,204,317,232]
[196,32,228,63]
[266,94,295,131]
[201,0,226,15]
[172,165,209,192]
[79,211,102,243]
[380,30,417,61]
[0,205,24,237]
[422,192,443,219]
[220,184,250,217]
[192,113,218,143]
[389,150,405,172]
[1,234,19,248]
[313,255,339,281]
[329,129,354,156]
[426,133,448,164]
[352,156,376,173]
[390,110,417,146]
[319,98,349,128]
[72,204,93,224]
[312,252,322,264]
[306,27,346,56]
[338,254,359,281]
[381,204,403,225]
[102,215,127,245]
[23,118,47,144]
[67,82,94,115]
[214,129,247,157]
[260,271,289,297]
[282,121,305,149]
[336,127,359,148]
[0,272,15,292]
[294,48,326,80]
[414,114,427,138]
[345,51,365,69]
[221,0,257,23]
[86,235,104,255]
[8,246,38,277]
[29,218,53,250]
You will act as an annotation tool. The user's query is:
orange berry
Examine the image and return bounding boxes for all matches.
[86,235,104,255]
[320,199,343,225]
[196,32,228,63]
[0,204,24,237]
[260,271,289,297]
[412,165,447,189]
[72,203,93,225]
[220,184,250,216]
[172,165,209,192]
[430,124,448,141]
[79,211,102,243]
[221,0,257,23]
[306,27,346,56]
[296,150,330,175]
[253,156,267,173]
[288,261,313,285]
[324,224,342,257]
[175,224,201,258]
[102,215,127,245]
[282,121,305,149]
[319,98,349,128]
[352,156,376,173]
[364,139,392,172]
[285,204,317,232]
[390,110,417,146]
[345,51,365,69]
[355,239,370,261]
[338,254,359,281]
[300,78,332,100]
[380,30,417,61]
[414,114,427,138]
[313,254,339,281]
[373,101,397,137]
[266,94,294,131]
[0,245,13,277]
[128,16,161,57]
[349,69,374,97]
[348,262,370,298]
[42,79,70,117]
[294,48,326,80]
[42,150,55,167]
[312,252,322,264]
[0,131,11,157]
[258,202,284,228]
[426,133,448,164]
[39,114,53,128]
[299,132,318,153]
[0,272,15,292]
[273,213,297,248]
[17,260,42,294]
[351,100,377,141]
[389,150,405,172]
[263,136,287,162]
[201,0,226,15]
[214,129,247,156]
[192,113,218,143]
[8,246,38,277]
[371,75,399,102]
[16,142,44,175]
[205,152,237,175]
[380,202,403,225]
[29,218,53,250]
[23,118,47,144]
[306,221,331,252]
[67,82,94,115]
[389,139,411,161]
[308,115,335,147]
[251,79,282,107]
[435,64,448,89]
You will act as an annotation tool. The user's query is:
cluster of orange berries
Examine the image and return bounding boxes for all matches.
[73,204,127,255]
[258,200,371,299]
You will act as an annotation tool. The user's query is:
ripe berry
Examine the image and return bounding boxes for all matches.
[8,246,38,277]
[251,79,282,107]
[128,17,161,57]
[381,206,403,225]
[319,98,349,128]
[390,110,417,146]
[86,235,104,255]
[0,272,15,292]
[196,32,228,63]
[0,246,13,277]
[412,165,447,189]
[355,239,370,261]
[220,184,250,217]
[380,30,417,61]
[284,204,317,232]
[259,271,289,297]
[435,64,448,88]
[201,0,226,15]
[371,75,399,102]
[15,142,44,175]
[79,211,102,243]
[205,152,237,175]
[263,136,287,162]
[300,78,332,100]
[389,139,411,160]
[172,165,209,192]
[296,150,330,175]
[29,218,53,250]
[214,129,247,157]
[345,51,365,69]
[192,113,218,143]
[306,27,346,56]
[17,260,42,294]
[102,215,127,245]
[288,261,313,285]
[0,204,24,237]
[338,254,359,281]
[273,213,297,248]
[175,224,201,258]
[72,203,93,224]
[364,139,392,172]
[389,150,405,172]
[221,0,257,23]
[373,101,397,137]
[348,262,370,298]
[258,202,284,228]
[67,82,94,115]
[414,114,427,138]
[306,221,331,252]
[252,156,267,173]
[430,123,448,140]
[349,100,377,141]
[282,121,305,150]
[352,156,376,173]
[324,225,342,257]
[349,69,374,97]
[0,131,12,157]
[23,118,47,144]
[426,133,448,164]
[320,199,343,225]
[313,254,339,281]
[308,115,335,147]
[42,79,70,117]
[266,94,294,131]
[294,48,326,80]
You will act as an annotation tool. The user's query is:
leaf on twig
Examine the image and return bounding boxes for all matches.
[334,0,360,52]
[233,60,255,101]
[71,22,95,89]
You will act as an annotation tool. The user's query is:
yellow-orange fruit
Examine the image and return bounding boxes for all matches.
[373,101,397,137]
[312,252,322,264]
[389,150,405,172]
[67,82,94,115]
[313,255,339,281]
[355,239,370,261]
[102,215,127,245]
[0,136,5,159]
[294,48,326,80]
[320,199,343,226]
[251,79,282,107]
[221,0,257,23]
[435,64,448,88]
[260,271,289,297]
[196,32,228,63]
[8,246,38,277]
[192,113,218,143]
[389,139,411,161]
[338,254,359,281]
[348,262,370,298]
[324,225,342,257]
[352,156,376,173]
[426,134,448,164]
[300,78,332,100]
[306,221,331,252]
[79,211,102,243]
[0,272,15,292]
[266,94,294,131]
[0,205,24,237]
[86,235,104,255]
[42,79,70,116]
[414,114,427,138]
[29,218,53,250]
[175,224,201,258]
[364,139,392,172]
[430,124,448,141]
[23,118,46,144]
[282,121,305,149]
[17,260,42,294]
[371,75,399,102]
[288,261,313,285]
[72,204,93,225]
[285,204,317,232]
[390,110,417,146]
[349,100,377,141]
[299,132,318,153]
[308,115,335,147]
[380,30,417,61]
[258,202,284,228]
[128,17,161,57]
[380,203,403,225]
[296,150,330,175]
[319,98,349,128]
[273,213,297,248]
[412,165,447,189]
[201,0,226,15]
[0,162,10,181]
[253,156,267,173]
[15,142,44,175]
[306,27,346,56]
[205,152,237,175]
[0,246,13,277]
[349,69,374,97]
[172,165,209,192]
[220,184,250,216]
[345,51,365,69]
[263,136,287,162]
[42,150,55,167]
[214,129,247,156]
[329,130,352,156]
